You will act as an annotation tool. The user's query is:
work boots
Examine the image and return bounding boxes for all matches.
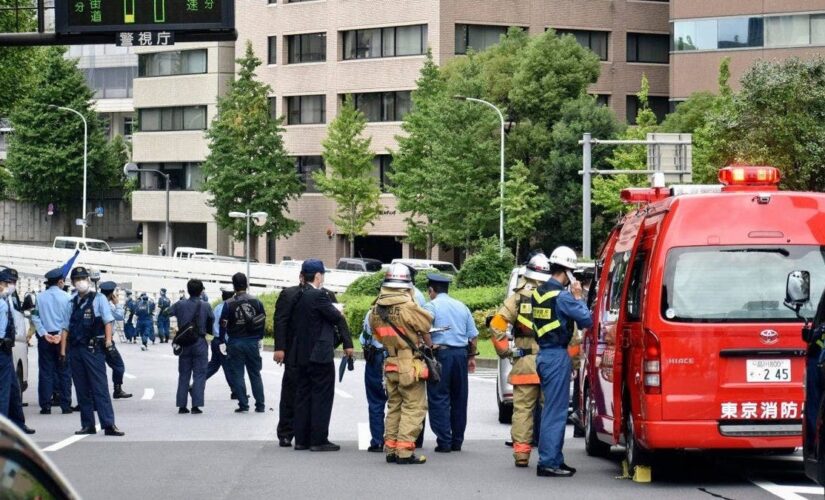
[113,385,133,399]
[514,453,530,468]
[396,454,426,465]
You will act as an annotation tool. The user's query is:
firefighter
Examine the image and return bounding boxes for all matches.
[531,246,592,478]
[368,263,433,465]
[489,252,552,467]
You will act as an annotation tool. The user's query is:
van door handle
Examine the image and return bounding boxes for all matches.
[622,328,631,349]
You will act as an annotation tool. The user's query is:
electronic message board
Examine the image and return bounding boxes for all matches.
[55,0,234,34]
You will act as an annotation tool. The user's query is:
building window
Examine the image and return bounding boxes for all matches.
[673,13,825,52]
[268,96,277,119]
[372,155,393,192]
[82,66,136,99]
[626,33,669,63]
[556,29,609,61]
[287,32,326,63]
[626,95,669,124]
[286,95,326,124]
[295,156,325,192]
[138,49,207,77]
[352,91,411,122]
[139,162,203,190]
[673,19,718,51]
[123,116,134,138]
[455,24,510,54]
[267,36,277,64]
[766,15,813,47]
[138,106,207,132]
[718,17,763,48]
[342,24,428,60]
[593,94,610,107]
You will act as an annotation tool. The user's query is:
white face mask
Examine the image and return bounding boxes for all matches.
[5,285,15,296]
[75,280,90,293]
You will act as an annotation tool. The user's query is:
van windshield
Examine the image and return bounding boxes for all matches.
[432,263,458,274]
[662,245,825,322]
[364,261,383,272]
[85,241,110,251]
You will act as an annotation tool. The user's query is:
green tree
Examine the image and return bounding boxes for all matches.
[6,46,121,232]
[314,95,381,257]
[0,0,41,117]
[500,161,546,260]
[202,41,302,241]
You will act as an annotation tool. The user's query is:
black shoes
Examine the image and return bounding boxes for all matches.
[560,463,577,474]
[386,454,396,463]
[434,446,451,453]
[310,442,340,452]
[235,407,249,413]
[279,437,292,448]
[191,407,203,414]
[294,444,309,451]
[397,454,426,465]
[178,407,190,414]
[75,426,96,435]
[504,440,513,447]
[254,407,265,413]
[39,408,51,415]
[61,408,73,415]
[21,425,35,435]
[451,444,462,452]
[104,426,125,437]
[367,445,383,453]
[537,465,575,477]
[71,405,80,412]
[113,386,133,399]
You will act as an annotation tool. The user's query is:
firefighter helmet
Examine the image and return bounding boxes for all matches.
[549,246,578,270]
[523,252,552,282]
[383,263,414,289]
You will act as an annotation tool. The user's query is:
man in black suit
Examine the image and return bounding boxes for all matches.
[273,272,308,447]
[290,259,354,452]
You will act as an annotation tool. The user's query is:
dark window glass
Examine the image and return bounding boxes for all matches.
[372,155,393,192]
[342,24,427,60]
[626,33,669,63]
[295,156,325,192]
[138,50,207,77]
[556,29,609,60]
[267,36,277,64]
[625,252,647,321]
[138,106,206,131]
[626,95,669,124]
[594,94,609,107]
[353,91,412,122]
[717,17,763,48]
[287,95,326,124]
[139,162,202,190]
[287,32,327,63]
[455,24,509,54]
[83,66,137,98]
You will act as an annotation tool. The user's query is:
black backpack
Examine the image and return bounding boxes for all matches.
[173,301,203,348]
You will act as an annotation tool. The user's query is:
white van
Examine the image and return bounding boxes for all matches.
[391,258,458,274]
[173,247,215,259]
[53,237,111,252]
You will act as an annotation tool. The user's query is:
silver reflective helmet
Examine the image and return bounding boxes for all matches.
[524,253,552,282]
[383,263,414,289]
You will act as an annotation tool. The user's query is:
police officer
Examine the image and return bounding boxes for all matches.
[156,288,171,343]
[423,273,478,453]
[30,268,74,415]
[489,252,552,467]
[135,292,155,351]
[531,247,591,477]
[206,287,236,399]
[60,267,124,436]
[369,263,433,464]
[168,279,213,414]
[0,270,34,434]
[99,282,133,399]
[124,290,136,343]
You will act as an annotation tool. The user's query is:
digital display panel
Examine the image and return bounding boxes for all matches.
[56,0,233,33]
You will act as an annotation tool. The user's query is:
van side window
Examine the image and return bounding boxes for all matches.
[606,251,630,322]
[625,252,647,321]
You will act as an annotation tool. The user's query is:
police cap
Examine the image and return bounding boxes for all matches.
[99,281,117,295]
[70,267,90,280]
[140,292,148,299]
[1,268,18,282]
[426,273,453,284]
[45,268,64,282]
[160,288,167,294]
[0,269,14,283]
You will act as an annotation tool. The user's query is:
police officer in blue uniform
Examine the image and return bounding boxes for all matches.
[30,268,74,415]
[156,288,171,343]
[424,273,478,453]
[531,246,592,478]
[168,279,213,414]
[135,293,155,351]
[60,267,125,436]
[206,288,237,399]
[124,291,136,343]
[0,270,34,434]
[99,282,133,399]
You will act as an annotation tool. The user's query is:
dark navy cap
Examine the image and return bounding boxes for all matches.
[301,259,325,275]
[70,266,90,280]
[0,269,14,283]
[45,268,63,282]
[426,273,453,284]
[160,288,167,293]
[1,268,18,282]
[125,289,133,296]
[140,292,148,299]
[99,281,117,294]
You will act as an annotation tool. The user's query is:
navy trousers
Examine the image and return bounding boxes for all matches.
[157,316,170,341]
[427,347,469,449]
[206,337,235,393]
[37,336,72,411]
[177,337,208,408]
[104,344,126,386]
[69,343,115,429]
[0,350,26,430]
[137,319,154,346]
[364,352,387,448]
[227,339,264,411]
[537,346,572,469]
[124,322,135,341]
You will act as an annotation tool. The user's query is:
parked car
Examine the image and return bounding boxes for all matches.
[336,258,383,273]
[391,258,458,274]
[53,237,111,252]
[173,247,215,259]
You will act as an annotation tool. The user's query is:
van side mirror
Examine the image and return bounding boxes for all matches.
[784,270,810,313]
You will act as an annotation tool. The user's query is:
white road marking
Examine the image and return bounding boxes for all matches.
[43,434,89,452]
[142,388,155,400]
[358,422,371,451]
[469,376,496,384]
[752,480,824,500]
[334,388,353,399]
[124,373,137,380]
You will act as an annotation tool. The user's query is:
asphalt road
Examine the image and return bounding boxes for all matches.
[17,341,825,500]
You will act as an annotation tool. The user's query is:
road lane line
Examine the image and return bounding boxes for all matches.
[358,422,370,451]
[334,388,353,399]
[124,373,137,380]
[751,480,823,500]
[142,388,155,400]
[470,376,496,384]
[43,434,89,452]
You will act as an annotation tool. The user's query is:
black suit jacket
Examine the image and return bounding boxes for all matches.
[274,284,306,355]
[290,286,350,365]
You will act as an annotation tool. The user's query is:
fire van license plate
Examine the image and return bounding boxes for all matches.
[746,359,791,383]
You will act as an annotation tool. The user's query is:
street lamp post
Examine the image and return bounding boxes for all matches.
[454,96,505,256]
[49,105,88,238]
[123,163,170,256]
[229,210,268,281]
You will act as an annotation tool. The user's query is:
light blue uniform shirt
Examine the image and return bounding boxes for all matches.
[0,297,8,337]
[31,285,71,336]
[213,302,224,338]
[110,301,126,322]
[359,287,427,348]
[70,292,115,326]
[424,293,478,348]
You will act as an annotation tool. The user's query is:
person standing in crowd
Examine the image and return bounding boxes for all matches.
[206,287,237,400]
[30,268,74,415]
[99,282,133,400]
[168,279,213,414]
[156,288,171,343]
[61,267,124,436]
[273,273,308,448]
[220,273,266,414]
[0,270,34,434]
[290,260,353,452]
[135,293,155,351]
[424,274,478,453]
[531,246,592,478]
[123,290,136,343]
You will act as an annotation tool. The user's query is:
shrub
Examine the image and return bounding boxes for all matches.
[344,267,439,298]
[456,238,515,288]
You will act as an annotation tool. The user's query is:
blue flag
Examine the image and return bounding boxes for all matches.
[60,250,80,280]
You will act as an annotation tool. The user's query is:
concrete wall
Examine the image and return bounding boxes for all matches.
[0,198,135,244]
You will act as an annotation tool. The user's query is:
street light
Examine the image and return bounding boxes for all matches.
[124,162,171,256]
[49,105,88,239]
[454,95,505,256]
[229,209,268,280]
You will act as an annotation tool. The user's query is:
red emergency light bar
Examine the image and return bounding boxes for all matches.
[718,165,781,188]
[620,187,670,204]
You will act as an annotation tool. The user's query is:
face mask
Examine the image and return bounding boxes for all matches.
[75,280,90,293]
[4,285,14,295]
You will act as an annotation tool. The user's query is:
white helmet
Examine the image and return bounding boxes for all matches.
[524,252,551,282]
[383,263,414,289]
[549,246,578,271]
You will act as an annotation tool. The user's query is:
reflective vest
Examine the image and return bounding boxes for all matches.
[531,284,568,347]
[514,295,536,338]
[70,292,104,346]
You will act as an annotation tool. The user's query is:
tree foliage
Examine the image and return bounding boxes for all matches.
[314,95,382,257]
[501,161,546,259]
[202,41,303,240]
[455,238,515,288]
[0,0,41,117]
